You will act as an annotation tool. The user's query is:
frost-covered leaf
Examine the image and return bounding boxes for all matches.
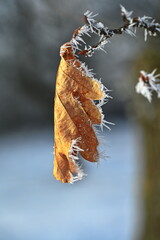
[54,27,112,183]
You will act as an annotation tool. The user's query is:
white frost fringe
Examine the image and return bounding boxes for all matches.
[92,125,110,164]
[68,137,86,184]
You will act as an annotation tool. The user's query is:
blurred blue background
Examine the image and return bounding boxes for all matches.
[0,0,160,240]
[0,122,143,240]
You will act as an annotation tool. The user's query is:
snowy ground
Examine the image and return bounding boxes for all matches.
[0,120,143,240]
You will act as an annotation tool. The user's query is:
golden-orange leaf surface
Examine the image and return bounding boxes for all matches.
[53,27,109,183]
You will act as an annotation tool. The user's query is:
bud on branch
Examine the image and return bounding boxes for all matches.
[136,69,160,102]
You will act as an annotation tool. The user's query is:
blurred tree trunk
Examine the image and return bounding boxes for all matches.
[134,44,160,240]
[140,100,160,240]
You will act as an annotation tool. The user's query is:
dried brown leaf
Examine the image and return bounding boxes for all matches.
[53,38,105,183]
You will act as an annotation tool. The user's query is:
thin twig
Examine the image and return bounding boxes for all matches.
[78,6,160,56]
